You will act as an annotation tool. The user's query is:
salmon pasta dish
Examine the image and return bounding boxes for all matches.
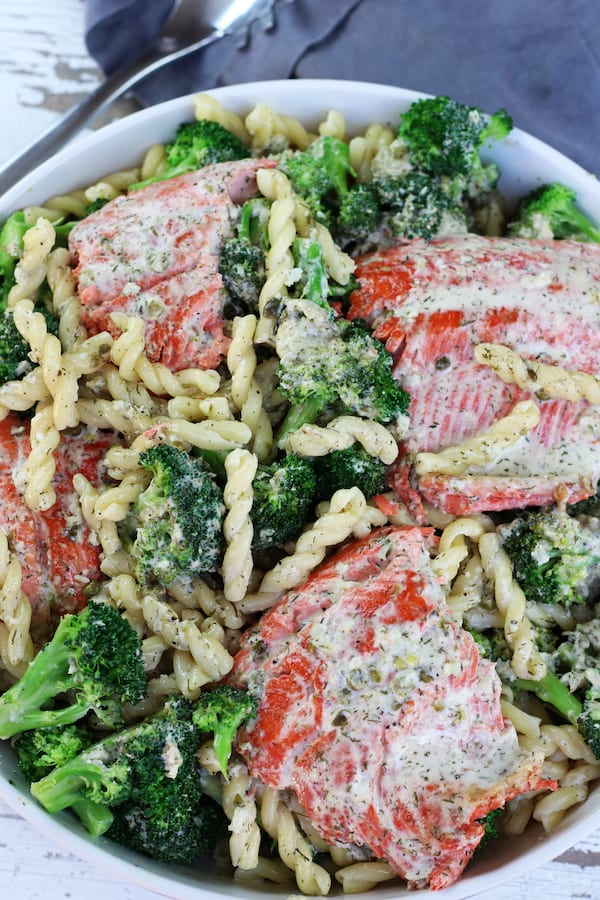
[0,90,598,895]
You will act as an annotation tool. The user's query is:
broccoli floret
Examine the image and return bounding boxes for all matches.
[219,198,271,314]
[533,624,563,655]
[508,182,600,242]
[337,171,468,248]
[469,629,494,659]
[498,616,600,758]
[133,444,225,585]
[397,95,512,199]
[482,614,600,758]
[0,304,59,385]
[499,508,600,606]
[192,685,257,776]
[555,619,600,759]
[108,791,227,863]
[198,449,317,549]
[476,807,503,848]
[236,197,271,250]
[287,235,353,310]
[14,723,113,836]
[219,238,265,314]
[341,95,512,248]
[275,303,409,446]
[467,628,511,662]
[106,694,228,863]
[0,602,145,739]
[315,444,387,501]
[83,197,111,216]
[578,686,600,759]
[374,171,468,240]
[276,328,407,437]
[281,135,354,227]
[336,182,383,244]
[555,618,600,691]
[0,212,62,386]
[14,723,94,782]
[568,481,600,519]
[132,119,249,188]
[30,694,221,861]
[291,236,332,310]
[166,119,249,170]
[251,453,318,549]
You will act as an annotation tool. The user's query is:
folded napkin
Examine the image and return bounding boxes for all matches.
[85,1,363,97]
[85,0,600,176]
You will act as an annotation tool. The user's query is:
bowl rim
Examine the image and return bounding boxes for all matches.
[1,77,600,900]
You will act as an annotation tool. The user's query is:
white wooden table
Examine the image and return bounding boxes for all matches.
[1,2,599,898]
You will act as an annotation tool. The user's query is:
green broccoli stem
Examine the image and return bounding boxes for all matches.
[565,206,600,242]
[31,759,114,815]
[513,670,583,724]
[292,238,331,310]
[197,449,229,483]
[275,395,325,449]
[31,767,94,814]
[0,620,91,739]
[72,799,115,836]
[237,201,256,244]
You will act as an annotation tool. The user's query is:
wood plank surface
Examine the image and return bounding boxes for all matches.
[0,1,599,898]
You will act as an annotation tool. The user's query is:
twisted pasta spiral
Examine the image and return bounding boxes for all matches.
[475,342,600,404]
[415,400,541,476]
[256,487,368,596]
[0,531,33,677]
[285,415,400,465]
[222,449,257,604]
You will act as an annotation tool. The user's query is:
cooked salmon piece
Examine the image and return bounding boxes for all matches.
[349,235,600,518]
[0,415,116,639]
[103,267,227,372]
[232,526,548,890]
[69,158,276,372]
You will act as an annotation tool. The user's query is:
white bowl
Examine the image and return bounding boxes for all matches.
[1,79,599,900]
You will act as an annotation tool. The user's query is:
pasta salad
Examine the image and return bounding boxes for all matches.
[0,87,599,895]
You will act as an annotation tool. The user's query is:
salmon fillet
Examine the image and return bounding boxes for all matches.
[69,158,276,372]
[232,526,547,890]
[0,415,116,640]
[349,235,600,517]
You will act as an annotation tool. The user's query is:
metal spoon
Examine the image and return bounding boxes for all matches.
[0,0,289,195]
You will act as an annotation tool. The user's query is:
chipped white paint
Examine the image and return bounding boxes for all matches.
[0,0,138,168]
[0,1,599,898]
[0,2,95,164]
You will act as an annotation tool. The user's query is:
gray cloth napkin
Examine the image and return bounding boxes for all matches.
[85,0,600,176]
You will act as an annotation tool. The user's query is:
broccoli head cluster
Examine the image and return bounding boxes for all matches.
[278,96,513,250]
[132,119,250,188]
[508,182,600,242]
[133,443,225,585]
[275,300,409,445]
[499,507,600,607]
[0,601,146,738]
[250,453,318,550]
[218,198,271,315]
[19,685,256,863]
[396,95,512,193]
